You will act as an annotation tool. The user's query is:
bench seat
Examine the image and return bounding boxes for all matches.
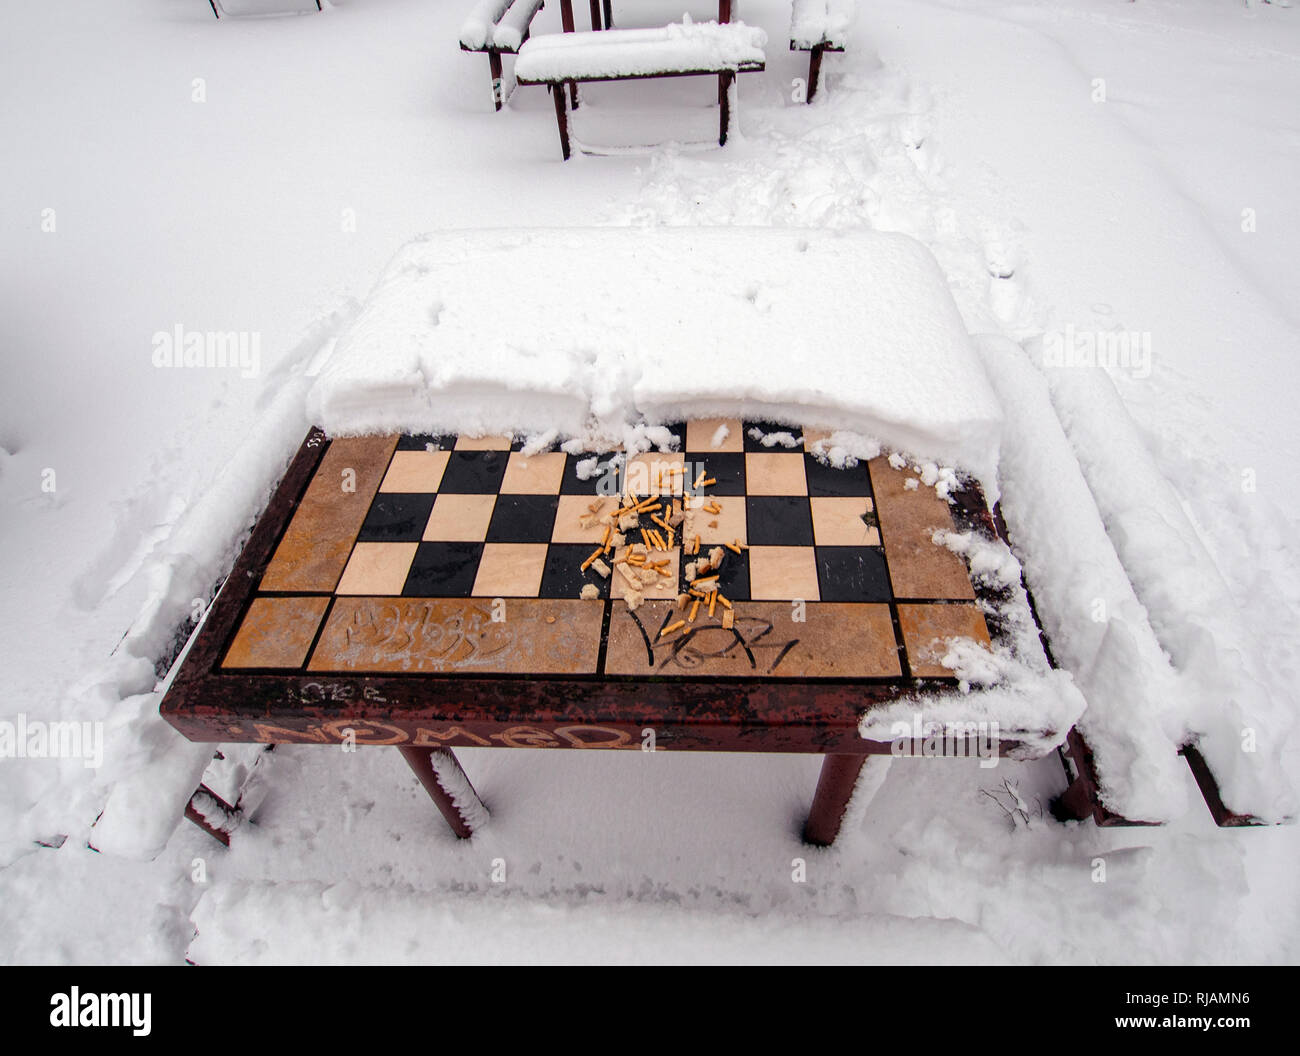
[515,21,766,82]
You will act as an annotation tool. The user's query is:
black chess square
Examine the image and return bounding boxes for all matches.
[745,496,815,547]
[815,547,892,602]
[560,453,619,495]
[540,543,611,599]
[437,450,510,493]
[742,420,805,452]
[687,452,746,495]
[402,542,484,596]
[691,547,749,601]
[356,493,436,543]
[395,433,449,451]
[804,454,873,497]
[486,494,560,544]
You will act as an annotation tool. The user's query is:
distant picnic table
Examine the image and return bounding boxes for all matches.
[463,0,849,157]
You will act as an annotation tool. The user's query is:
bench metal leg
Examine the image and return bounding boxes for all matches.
[602,0,612,28]
[489,49,505,111]
[718,71,734,146]
[551,84,573,160]
[209,0,219,17]
[588,0,602,30]
[803,753,868,846]
[399,745,487,839]
[807,44,826,103]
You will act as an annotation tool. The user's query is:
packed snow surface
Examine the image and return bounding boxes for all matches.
[308,226,1003,483]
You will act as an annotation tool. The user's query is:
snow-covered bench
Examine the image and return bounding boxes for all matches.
[790,0,852,102]
[515,20,767,159]
[460,0,548,111]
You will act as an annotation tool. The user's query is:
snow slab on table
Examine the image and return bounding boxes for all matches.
[307,226,1003,487]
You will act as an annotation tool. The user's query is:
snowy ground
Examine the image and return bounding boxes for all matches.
[1,0,1297,964]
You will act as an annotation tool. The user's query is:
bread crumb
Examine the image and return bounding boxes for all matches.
[592,558,611,578]
[721,608,735,630]
[579,583,600,600]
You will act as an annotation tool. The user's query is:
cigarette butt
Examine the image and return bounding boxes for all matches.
[689,588,707,599]
[636,497,660,512]
[601,526,611,548]
[668,466,684,476]
[651,514,671,533]
[692,535,701,554]
[722,608,735,630]
[694,575,719,588]
[628,554,645,566]
[688,598,700,623]
[580,547,603,571]
[667,528,675,548]
[698,476,716,488]
[660,619,686,638]
[708,592,716,618]
[733,538,746,550]
[725,541,742,554]
[717,594,732,609]
[705,501,722,515]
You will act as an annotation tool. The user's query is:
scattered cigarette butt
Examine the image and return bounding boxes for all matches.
[688,598,701,623]
[717,594,732,609]
[708,592,717,618]
[660,620,686,638]
[580,547,603,571]
[725,541,742,554]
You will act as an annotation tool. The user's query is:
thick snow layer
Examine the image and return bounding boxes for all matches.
[1032,351,1295,822]
[790,0,855,50]
[976,335,1189,823]
[514,20,767,81]
[308,227,1003,482]
[493,0,545,52]
[459,0,513,51]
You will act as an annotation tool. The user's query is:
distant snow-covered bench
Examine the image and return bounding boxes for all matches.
[790,0,853,102]
[515,20,767,159]
[460,0,548,111]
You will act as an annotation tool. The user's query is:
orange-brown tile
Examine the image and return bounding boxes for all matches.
[423,493,497,542]
[897,603,992,677]
[745,452,808,496]
[810,497,880,546]
[802,428,833,453]
[335,542,419,596]
[604,600,899,678]
[379,450,450,493]
[309,597,602,674]
[261,435,399,592]
[868,458,974,600]
[748,545,821,601]
[471,543,548,597]
[500,451,566,494]
[223,596,330,669]
[685,418,744,452]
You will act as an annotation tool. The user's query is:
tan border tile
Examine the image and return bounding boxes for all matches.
[897,603,992,677]
[472,543,548,597]
[335,542,419,596]
[422,493,497,542]
[810,497,880,546]
[262,436,398,592]
[223,596,331,669]
[685,418,744,452]
[500,451,566,494]
[748,545,821,601]
[605,600,898,678]
[869,458,974,600]
[745,452,808,496]
[379,450,450,493]
[309,597,602,674]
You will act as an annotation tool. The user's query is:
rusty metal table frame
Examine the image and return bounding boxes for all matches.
[160,427,1045,847]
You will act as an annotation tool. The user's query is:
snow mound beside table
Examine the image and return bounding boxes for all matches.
[308,227,1002,483]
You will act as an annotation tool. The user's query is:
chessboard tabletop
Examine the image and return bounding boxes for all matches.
[160,421,1006,753]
